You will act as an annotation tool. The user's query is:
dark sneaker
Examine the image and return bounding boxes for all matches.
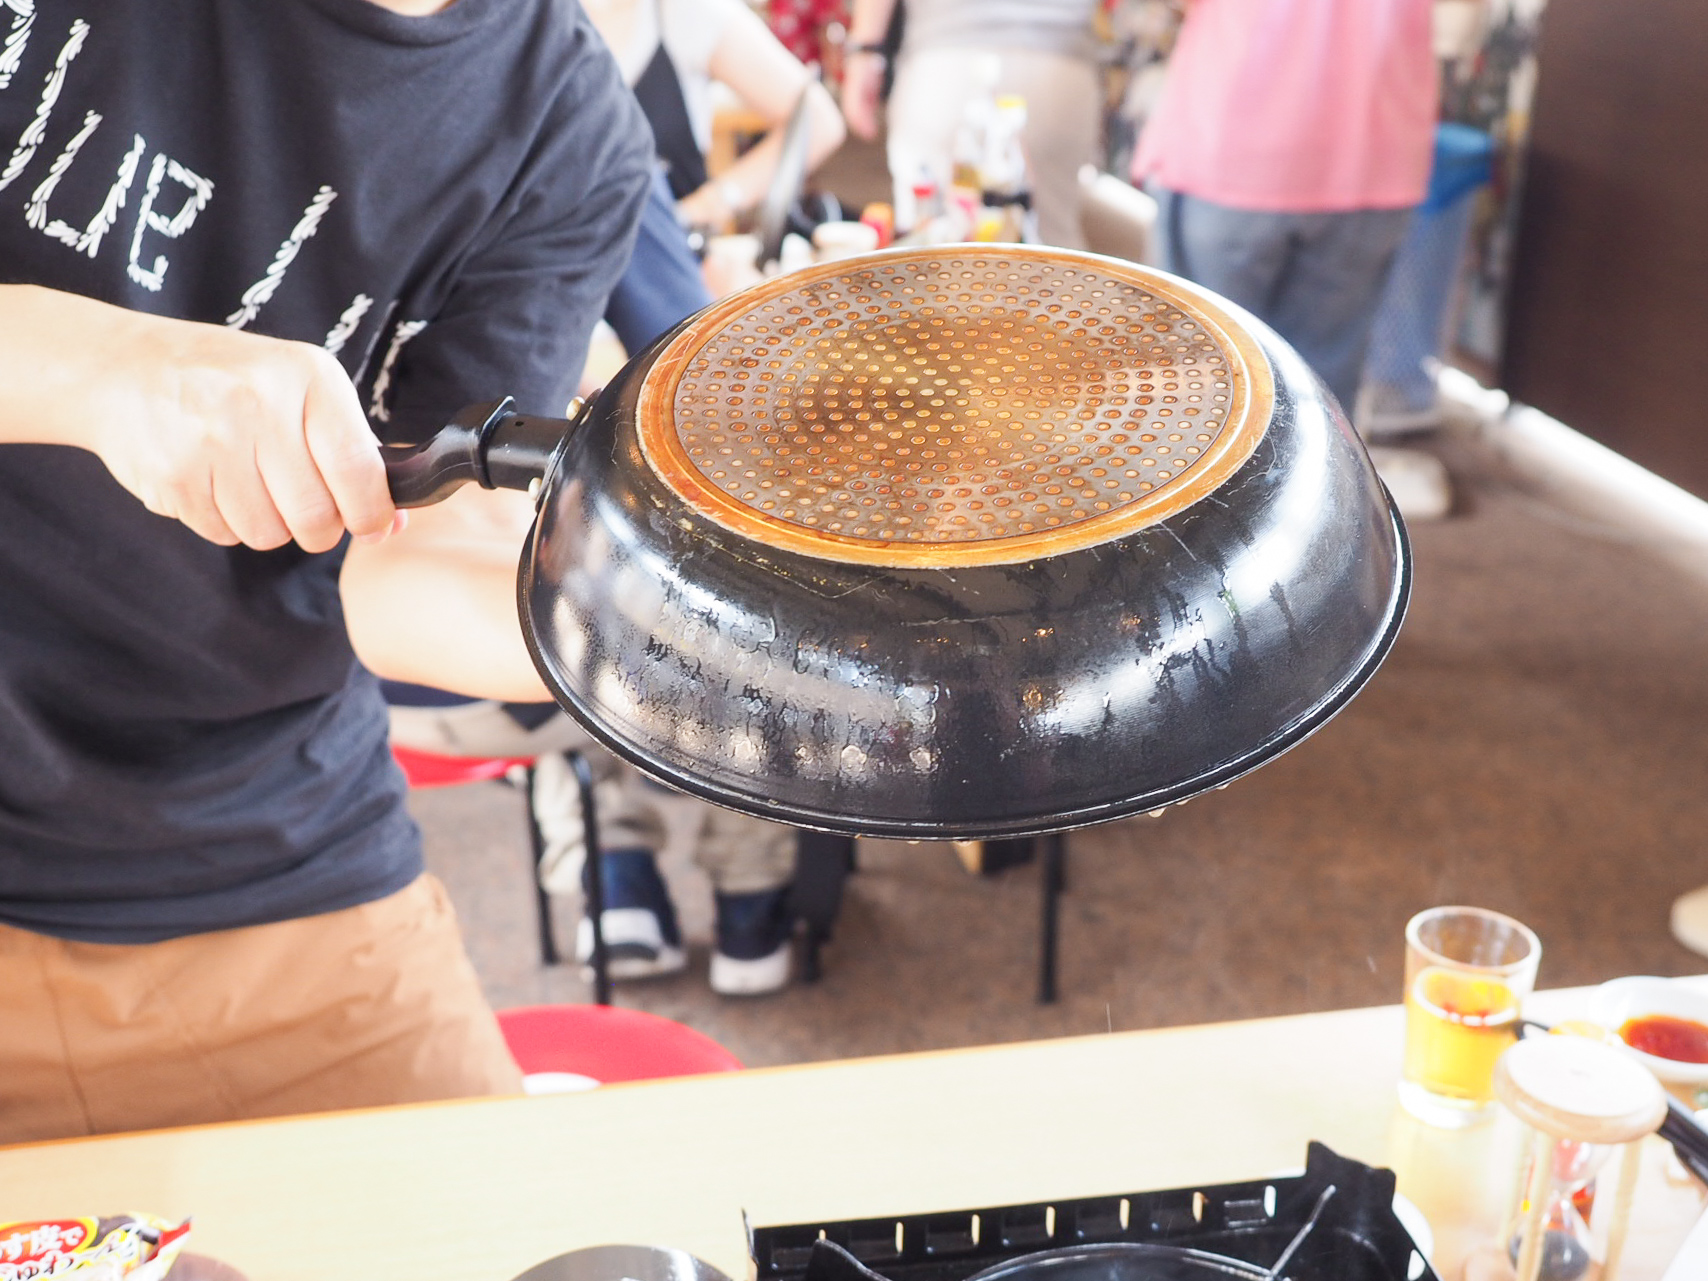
[574,848,686,980]
[709,886,792,996]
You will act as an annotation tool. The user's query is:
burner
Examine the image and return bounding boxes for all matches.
[750,1145,1434,1281]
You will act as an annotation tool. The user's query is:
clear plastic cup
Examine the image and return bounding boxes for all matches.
[1398,905,1541,1128]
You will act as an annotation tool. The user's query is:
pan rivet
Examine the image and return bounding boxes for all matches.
[527,477,542,503]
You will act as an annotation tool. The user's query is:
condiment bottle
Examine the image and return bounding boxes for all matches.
[979,95,1034,243]
[1492,1034,1667,1281]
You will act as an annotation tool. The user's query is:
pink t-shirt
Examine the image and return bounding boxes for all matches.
[1132,0,1437,212]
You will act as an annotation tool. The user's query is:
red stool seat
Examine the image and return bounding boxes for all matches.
[388,742,613,998]
[497,1004,742,1085]
[391,742,532,788]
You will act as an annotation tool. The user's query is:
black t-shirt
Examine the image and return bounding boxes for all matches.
[0,0,652,942]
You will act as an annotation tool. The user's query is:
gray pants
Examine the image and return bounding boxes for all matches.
[1148,185,1413,412]
[887,45,1101,249]
[388,701,796,896]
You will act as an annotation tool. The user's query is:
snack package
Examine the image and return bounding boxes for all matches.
[0,1215,190,1281]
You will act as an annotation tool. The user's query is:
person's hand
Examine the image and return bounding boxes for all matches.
[700,234,764,299]
[91,309,402,554]
[677,180,738,234]
[840,50,886,141]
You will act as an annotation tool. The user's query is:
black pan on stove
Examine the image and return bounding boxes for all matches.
[969,1244,1272,1281]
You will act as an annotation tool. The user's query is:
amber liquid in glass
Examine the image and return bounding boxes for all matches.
[1402,966,1521,1103]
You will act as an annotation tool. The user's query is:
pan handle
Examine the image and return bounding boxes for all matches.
[383,396,583,507]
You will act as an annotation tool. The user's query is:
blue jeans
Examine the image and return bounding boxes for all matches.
[1362,190,1481,416]
[1148,185,1413,413]
[603,168,712,355]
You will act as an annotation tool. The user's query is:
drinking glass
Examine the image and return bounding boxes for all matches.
[1399,905,1541,1128]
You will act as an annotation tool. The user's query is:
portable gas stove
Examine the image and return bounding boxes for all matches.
[509,1145,1434,1281]
[749,1144,1434,1281]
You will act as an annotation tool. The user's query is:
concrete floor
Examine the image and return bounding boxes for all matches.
[417,419,1708,1068]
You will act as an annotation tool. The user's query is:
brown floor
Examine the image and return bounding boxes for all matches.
[416,423,1708,1068]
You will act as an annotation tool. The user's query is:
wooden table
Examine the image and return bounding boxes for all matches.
[2,986,1703,1281]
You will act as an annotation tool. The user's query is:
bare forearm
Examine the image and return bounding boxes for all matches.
[847,0,897,43]
[0,285,137,448]
[342,544,548,702]
[706,83,846,212]
[340,491,552,704]
[841,0,897,140]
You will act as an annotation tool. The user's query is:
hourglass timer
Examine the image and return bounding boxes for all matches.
[1492,1034,1667,1281]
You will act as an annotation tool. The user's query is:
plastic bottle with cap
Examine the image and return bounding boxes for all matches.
[949,93,993,240]
[897,163,946,242]
[979,95,1035,243]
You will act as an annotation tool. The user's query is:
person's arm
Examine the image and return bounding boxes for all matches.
[840,0,898,141]
[1433,0,1489,62]
[340,485,550,702]
[340,7,651,706]
[603,169,714,355]
[0,284,399,552]
[675,2,847,229]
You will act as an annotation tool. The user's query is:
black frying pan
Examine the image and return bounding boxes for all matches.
[384,247,1408,838]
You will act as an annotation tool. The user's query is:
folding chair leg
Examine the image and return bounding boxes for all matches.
[567,752,611,1006]
[789,831,855,985]
[800,923,827,984]
[523,766,561,966]
[1038,832,1066,1005]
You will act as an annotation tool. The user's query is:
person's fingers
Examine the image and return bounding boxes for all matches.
[162,473,242,547]
[211,451,294,551]
[841,64,881,140]
[354,509,409,545]
[301,350,396,546]
[254,420,346,554]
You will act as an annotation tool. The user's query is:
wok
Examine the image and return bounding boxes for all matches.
[384,247,1409,839]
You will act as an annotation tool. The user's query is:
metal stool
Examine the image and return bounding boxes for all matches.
[959,836,1069,1005]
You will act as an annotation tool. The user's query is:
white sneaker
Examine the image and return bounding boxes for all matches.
[1671,885,1708,958]
[1368,445,1453,521]
[708,886,793,996]
[575,908,687,980]
[709,941,792,997]
[529,752,587,895]
[1356,380,1445,440]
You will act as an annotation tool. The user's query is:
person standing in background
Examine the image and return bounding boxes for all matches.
[1131,0,1438,413]
[584,0,845,235]
[767,0,850,70]
[840,0,1103,249]
[381,168,810,1002]
[561,0,849,996]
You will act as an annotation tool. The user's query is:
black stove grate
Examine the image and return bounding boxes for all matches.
[749,1144,1435,1281]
